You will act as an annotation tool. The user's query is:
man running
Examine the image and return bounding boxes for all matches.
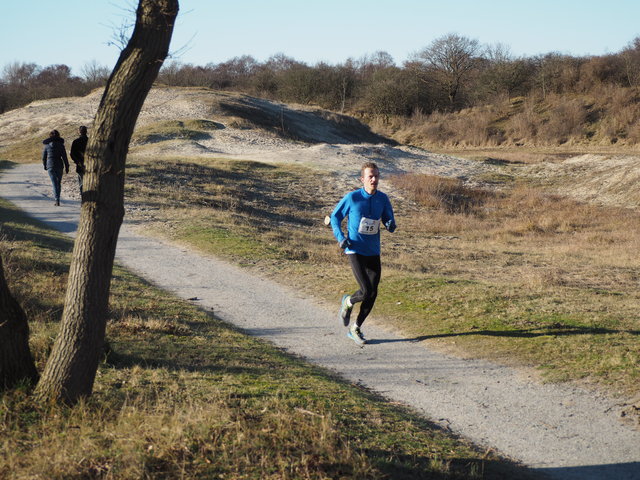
[330,162,396,345]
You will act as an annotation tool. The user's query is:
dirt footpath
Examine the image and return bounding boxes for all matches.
[2,163,640,480]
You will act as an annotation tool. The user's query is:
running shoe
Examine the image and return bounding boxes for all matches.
[339,294,353,327]
[347,326,366,346]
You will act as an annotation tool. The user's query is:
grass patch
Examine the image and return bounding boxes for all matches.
[388,174,492,214]
[375,274,639,386]
[132,119,224,144]
[179,223,281,260]
[122,156,640,399]
[1,135,47,163]
[125,157,341,265]
[0,197,535,478]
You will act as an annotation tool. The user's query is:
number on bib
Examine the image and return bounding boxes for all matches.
[358,217,380,235]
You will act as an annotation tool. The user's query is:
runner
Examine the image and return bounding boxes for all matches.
[330,162,396,345]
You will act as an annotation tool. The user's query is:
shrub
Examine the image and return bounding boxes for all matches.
[389,173,491,213]
[537,97,588,144]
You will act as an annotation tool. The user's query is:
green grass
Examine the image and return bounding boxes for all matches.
[178,223,282,260]
[375,274,639,386]
[0,197,535,478]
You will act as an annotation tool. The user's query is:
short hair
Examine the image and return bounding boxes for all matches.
[50,129,60,138]
[360,162,379,176]
[79,126,87,135]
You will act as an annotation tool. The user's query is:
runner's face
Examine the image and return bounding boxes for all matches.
[361,168,379,193]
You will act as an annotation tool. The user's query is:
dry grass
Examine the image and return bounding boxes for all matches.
[1,135,50,163]
[388,173,492,213]
[131,119,224,145]
[1,196,532,479]
[120,156,639,399]
[371,85,640,150]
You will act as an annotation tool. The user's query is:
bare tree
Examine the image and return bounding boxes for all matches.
[2,62,39,87]
[0,255,39,390]
[35,0,179,405]
[622,37,640,87]
[478,43,532,99]
[413,33,482,107]
[80,60,111,86]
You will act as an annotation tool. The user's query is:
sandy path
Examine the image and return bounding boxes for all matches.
[2,163,640,480]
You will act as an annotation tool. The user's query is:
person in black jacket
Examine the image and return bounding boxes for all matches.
[70,126,88,195]
[42,129,69,206]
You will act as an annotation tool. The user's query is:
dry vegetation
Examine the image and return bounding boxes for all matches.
[375,87,640,151]
[1,197,534,479]
[122,155,639,403]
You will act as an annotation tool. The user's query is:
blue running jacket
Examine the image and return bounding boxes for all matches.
[330,188,395,256]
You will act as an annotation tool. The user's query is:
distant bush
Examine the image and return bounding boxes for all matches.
[0,61,106,113]
[537,97,588,144]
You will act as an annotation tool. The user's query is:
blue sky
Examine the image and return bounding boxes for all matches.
[2,0,639,76]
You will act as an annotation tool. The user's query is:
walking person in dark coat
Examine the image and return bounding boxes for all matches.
[70,126,88,195]
[42,129,69,206]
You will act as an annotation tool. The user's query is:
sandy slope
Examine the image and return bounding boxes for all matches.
[0,87,498,182]
[4,87,640,210]
[525,153,640,208]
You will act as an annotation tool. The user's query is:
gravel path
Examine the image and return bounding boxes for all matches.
[2,163,640,480]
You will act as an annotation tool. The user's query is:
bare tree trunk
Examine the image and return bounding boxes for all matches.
[0,255,39,389]
[35,0,179,404]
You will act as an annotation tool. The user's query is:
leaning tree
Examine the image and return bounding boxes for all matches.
[33,0,179,404]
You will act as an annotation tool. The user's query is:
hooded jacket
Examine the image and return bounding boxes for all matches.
[42,137,69,171]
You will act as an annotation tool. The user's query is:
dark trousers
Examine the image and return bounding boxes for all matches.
[77,172,84,195]
[47,168,63,202]
[348,253,381,327]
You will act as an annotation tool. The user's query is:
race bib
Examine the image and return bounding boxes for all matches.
[358,217,380,235]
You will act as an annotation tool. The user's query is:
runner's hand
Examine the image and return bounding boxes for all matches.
[385,220,396,233]
[339,238,351,249]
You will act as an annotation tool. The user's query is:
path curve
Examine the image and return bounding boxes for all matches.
[2,164,639,480]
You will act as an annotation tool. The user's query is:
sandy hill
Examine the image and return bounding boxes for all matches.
[2,86,640,209]
[0,86,496,182]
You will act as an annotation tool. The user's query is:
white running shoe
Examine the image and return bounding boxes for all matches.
[347,326,366,345]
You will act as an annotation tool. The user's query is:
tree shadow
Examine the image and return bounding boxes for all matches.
[127,160,325,227]
[365,450,540,480]
[103,311,542,480]
[537,462,640,480]
[367,325,640,345]
[0,203,74,252]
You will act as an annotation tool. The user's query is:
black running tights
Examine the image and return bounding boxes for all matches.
[348,254,381,326]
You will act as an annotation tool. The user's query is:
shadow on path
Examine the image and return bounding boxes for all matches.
[539,462,640,480]
[367,325,640,345]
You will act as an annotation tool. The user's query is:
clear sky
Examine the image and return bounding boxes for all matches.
[2,0,639,76]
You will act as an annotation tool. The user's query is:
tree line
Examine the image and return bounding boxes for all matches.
[2,33,640,145]
[0,61,110,113]
[158,34,640,117]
